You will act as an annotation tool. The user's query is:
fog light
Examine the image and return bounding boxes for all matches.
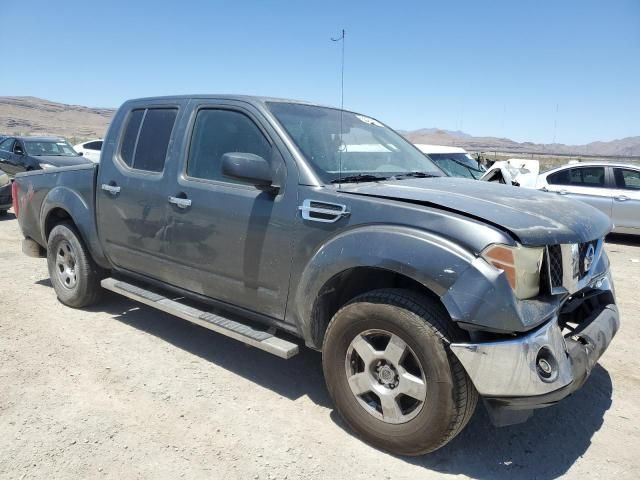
[538,358,552,374]
[536,347,558,382]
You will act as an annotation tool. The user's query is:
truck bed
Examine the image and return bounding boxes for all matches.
[15,163,102,258]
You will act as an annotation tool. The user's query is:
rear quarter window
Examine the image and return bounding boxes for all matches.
[84,141,103,150]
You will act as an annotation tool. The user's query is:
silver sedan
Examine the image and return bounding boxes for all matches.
[536,162,640,235]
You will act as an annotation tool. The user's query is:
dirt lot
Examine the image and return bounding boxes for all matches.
[1,211,639,480]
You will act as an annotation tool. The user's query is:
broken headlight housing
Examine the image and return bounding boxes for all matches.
[481,244,544,299]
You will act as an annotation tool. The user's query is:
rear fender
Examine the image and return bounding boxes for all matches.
[40,186,109,268]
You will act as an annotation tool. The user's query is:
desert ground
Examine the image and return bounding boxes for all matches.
[1,210,639,480]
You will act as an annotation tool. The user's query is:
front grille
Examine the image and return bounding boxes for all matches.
[545,239,600,292]
[547,245,563,288]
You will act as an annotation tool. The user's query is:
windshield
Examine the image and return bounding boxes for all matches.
[268,102,442,183]
[24,140,78,157]
[427,153,485,179]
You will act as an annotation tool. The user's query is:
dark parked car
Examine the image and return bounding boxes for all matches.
[0,136,90,176]
[14,95,619,455]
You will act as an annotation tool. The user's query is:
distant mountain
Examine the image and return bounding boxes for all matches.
[1,96,638,157]
[401,128,640,157]
[0,96,114,140]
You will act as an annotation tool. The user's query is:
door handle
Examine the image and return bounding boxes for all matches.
[615,195,629,201]
[168,196,192,209]
[101,183,121,195]
[557,189,568,195]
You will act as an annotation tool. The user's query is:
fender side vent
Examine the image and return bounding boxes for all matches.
[299,199,350,223]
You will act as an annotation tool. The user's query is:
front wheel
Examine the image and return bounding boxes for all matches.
[47,222,104,308]
[322,289,477,455]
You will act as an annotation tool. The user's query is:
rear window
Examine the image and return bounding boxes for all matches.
[119,108,177,172]
[84,141,103,150]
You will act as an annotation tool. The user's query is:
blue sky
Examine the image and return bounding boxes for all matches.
[1,0,638,144]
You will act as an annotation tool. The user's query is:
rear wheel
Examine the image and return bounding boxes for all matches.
[322,288,477,455]
[47,222,104,308]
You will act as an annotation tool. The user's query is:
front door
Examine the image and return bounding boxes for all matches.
[545,166,613,218]
[162,101,297,320]
[96,102,183,282]
[612,167,640,232]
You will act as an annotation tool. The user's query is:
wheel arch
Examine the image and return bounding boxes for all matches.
[309,266,457,349]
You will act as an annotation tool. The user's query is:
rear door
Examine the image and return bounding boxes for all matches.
[161,100,298,320]
[611,167,640,232]
[96,101,184,282]
[545,166,613,217]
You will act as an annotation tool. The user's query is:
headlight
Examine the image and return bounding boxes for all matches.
[39,163,57,170]
[481,244,544,299]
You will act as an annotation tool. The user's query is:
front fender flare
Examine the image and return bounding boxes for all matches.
[293,225,477,347]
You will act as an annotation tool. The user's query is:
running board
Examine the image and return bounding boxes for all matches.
[101,278,299,359]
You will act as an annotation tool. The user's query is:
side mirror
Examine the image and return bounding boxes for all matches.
[221,152,273,187]
[77,151,84,156]
[14,146,24,155]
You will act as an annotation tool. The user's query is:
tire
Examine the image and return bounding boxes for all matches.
[47,222,104,308]
[322,288,477,456]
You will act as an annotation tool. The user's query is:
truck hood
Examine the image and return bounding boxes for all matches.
[337,177,612,245]
[35,156,91,167]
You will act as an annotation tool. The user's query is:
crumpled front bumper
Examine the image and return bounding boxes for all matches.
[450,272,619,426]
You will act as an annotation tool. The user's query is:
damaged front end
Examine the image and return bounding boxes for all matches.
[447,238,619,426]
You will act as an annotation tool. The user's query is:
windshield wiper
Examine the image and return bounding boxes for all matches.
[330,174,389,184]
[392,171,440,179]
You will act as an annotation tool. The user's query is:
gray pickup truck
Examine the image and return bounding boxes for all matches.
[14,95,619,455]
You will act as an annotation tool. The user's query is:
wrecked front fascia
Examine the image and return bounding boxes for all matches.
[441,245,610,334]
[450,273,618,398]
[441,256,559,333]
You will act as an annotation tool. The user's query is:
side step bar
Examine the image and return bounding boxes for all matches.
[101,278,299,359]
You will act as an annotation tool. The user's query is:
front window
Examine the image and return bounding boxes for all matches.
[427,153,485,179]
[187,109,272,184]
[268,102,441,183]
[547,167,605,187]
[24,140,78,157]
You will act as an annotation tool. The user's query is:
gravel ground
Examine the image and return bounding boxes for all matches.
[1,210,639,480]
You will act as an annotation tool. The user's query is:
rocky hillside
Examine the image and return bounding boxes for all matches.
[0,96,114,141]
[1,96,637,156]
[401,128,640,157]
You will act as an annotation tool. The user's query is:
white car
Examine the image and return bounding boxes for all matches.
[537,162,640,235]
[73,139,103,163]
[481,158,540,188]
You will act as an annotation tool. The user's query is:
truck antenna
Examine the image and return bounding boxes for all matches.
[331,29,345,186]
